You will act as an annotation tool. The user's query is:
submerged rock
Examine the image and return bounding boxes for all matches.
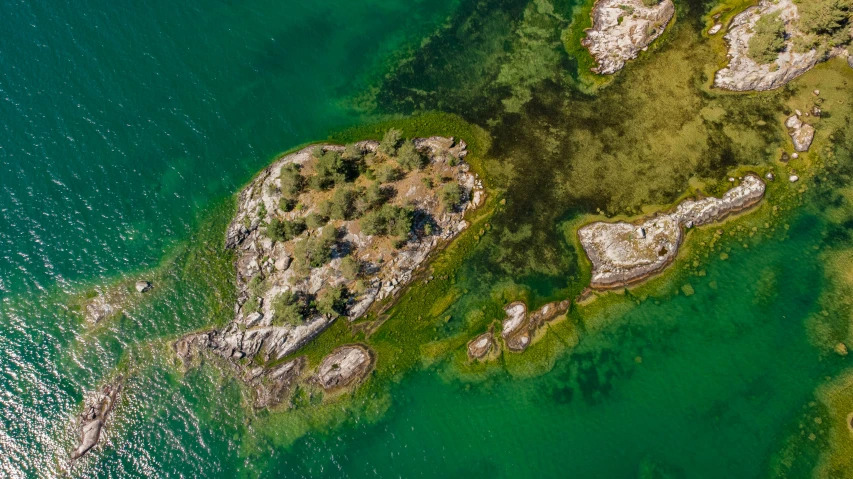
[579,175,765,289]
[835,342,848,357]
[582,0,675,74]
[70,377,122,461]
[786,114,815,152]
[315,345,372,391]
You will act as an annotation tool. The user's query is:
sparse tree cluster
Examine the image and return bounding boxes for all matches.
[747,12,787,64]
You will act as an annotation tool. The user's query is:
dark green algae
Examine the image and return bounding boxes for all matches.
[53,0,853,475]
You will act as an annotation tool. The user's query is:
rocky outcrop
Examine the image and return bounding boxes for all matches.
[70,377,122,461]
[315,345,372,391]
[135,281,152,293]
[582,0,675,74]
[714,0,849,91]
[467,329,495,360]
[579,174,766,289]
[501,300,571,352]
[785,114,815,152]
[242,357,306,409]
[85,297,117,323]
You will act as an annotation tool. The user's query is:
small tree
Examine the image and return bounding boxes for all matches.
[747,12,787,64]
[329,186,358,220]
[374,163,402,183]
[271,291,306,326]
[343,143,363,160]
[315,286,347,317]
[305,212,327,229]
[339,256,360,280]
[267,217,307,242]
[440,183,463,210]
[378,128,403,157]
[279,164,304,198]
[279,197,296,213]
[358,204,412,246]
[397,141,425,171]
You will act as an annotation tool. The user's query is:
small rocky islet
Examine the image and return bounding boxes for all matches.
[69,376,122,463]
[176,133,483,408]
[578,174,766,290]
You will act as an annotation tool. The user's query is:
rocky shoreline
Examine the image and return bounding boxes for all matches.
[714,0,850,91]
[578,175,766,289]
[582,0,675,74]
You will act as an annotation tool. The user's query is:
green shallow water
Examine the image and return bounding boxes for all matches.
[277,206,838,478]
[2,0,853,477]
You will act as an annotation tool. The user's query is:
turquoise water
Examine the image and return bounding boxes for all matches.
[1,0,850,477]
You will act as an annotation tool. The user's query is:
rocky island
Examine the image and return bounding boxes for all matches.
[176,132,483,407]
[582,0,675,74]
[715,0,852,91]
[579,175,766,289]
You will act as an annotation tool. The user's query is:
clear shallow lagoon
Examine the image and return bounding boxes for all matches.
[1,0,850,477]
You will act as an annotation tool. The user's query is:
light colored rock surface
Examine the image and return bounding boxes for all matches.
[708,24,722,35]
[582,0,675,74]
[315,345,372,391]
[70,377,122,461]
[714,0,848,91]
[500,300,571,352]
[789,174,800,182]
[134,281,152,293]
[467,330,495,360]
[579,175,765,289]
[786,114,815,152]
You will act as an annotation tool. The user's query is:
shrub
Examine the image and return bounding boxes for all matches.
[243,295,260,313]
[642,0,661,5]
[397,141,425,171]
[271,291,306,326]
[747,12,787,64]
[257,202,268,221]
[378,128,403,157]
[374,163,402,183]
[314,286,347,317]
[440,182,463,210]
[279,164,304,198]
